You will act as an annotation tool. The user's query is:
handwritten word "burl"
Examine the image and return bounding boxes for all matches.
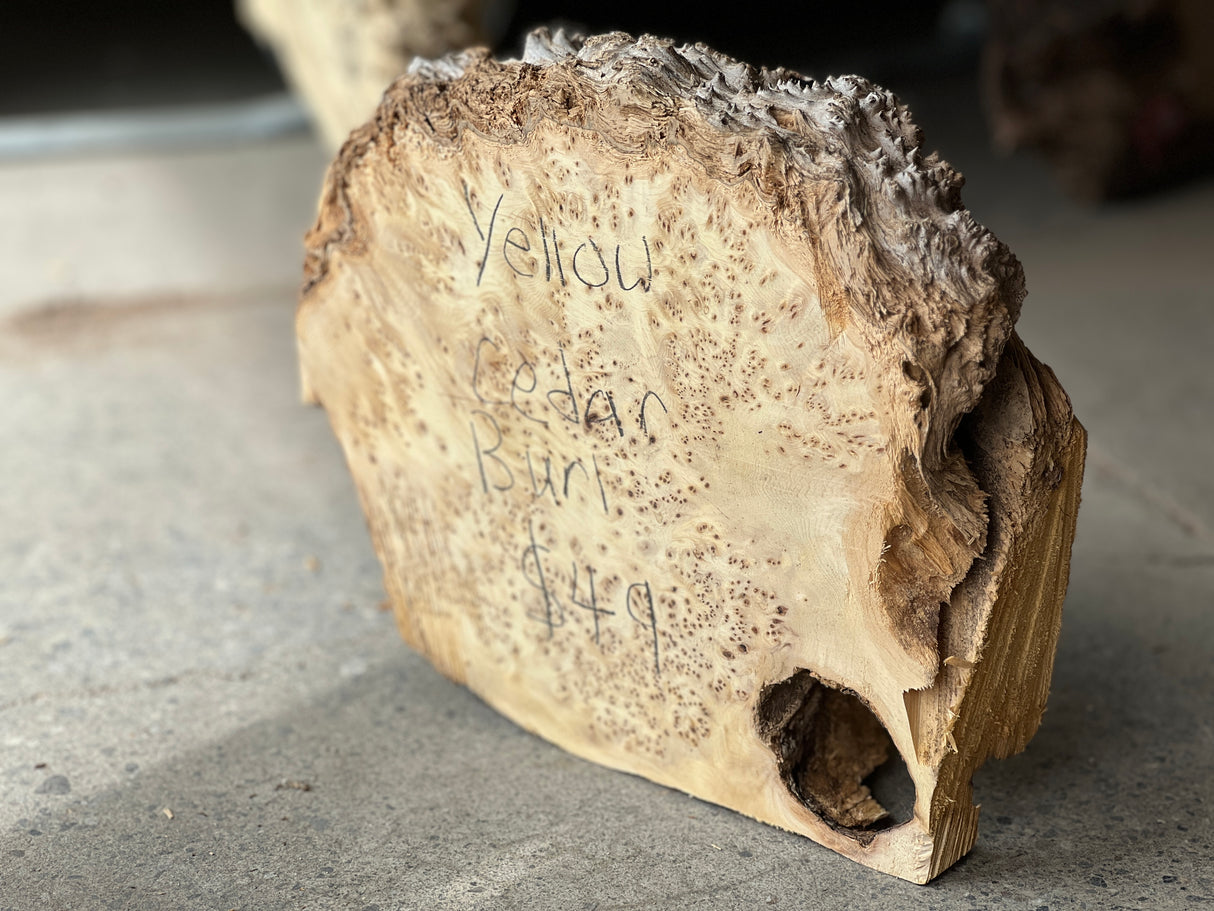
[465,186,653,293]
[470,409,610,513]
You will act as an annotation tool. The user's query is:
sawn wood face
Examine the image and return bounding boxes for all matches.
[297,30,1085,882]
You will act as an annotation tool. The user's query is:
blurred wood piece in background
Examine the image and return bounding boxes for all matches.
[984,0,1214,200]
[238,0,493,148]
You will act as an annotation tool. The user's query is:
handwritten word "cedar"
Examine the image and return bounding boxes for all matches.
[464,186,653,293]
[472,338,669,440]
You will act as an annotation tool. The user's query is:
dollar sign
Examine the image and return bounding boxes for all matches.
[521,520,564,637]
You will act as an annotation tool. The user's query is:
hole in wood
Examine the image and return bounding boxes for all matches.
[756,669,915,841]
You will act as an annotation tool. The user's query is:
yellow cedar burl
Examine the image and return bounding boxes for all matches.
[297,29,1085,882]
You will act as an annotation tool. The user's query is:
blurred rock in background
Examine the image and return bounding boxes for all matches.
[983,0,1214,200]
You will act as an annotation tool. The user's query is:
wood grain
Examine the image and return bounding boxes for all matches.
[297,30,1085,881]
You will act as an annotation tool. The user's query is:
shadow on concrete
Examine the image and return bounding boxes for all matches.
[4,562,1210,911]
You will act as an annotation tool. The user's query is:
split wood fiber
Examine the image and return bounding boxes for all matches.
[296,29,1086,882]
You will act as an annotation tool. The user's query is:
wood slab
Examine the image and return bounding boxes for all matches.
[296,29,1085,882]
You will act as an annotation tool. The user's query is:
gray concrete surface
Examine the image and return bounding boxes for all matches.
[2,101,1212,909]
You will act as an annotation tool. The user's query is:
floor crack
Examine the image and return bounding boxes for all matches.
[1088,443,1214,552]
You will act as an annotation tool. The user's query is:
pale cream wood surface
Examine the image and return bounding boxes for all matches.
[296,30,1085,882]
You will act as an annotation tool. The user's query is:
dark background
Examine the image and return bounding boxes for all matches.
[0,0,967,115]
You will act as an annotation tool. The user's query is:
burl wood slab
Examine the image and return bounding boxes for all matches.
[297,30,1085,882]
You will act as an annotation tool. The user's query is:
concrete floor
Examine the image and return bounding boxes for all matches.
[1,87,1212,909]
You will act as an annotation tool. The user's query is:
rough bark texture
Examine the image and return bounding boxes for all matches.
[238,0,490,149]
[296,29,1086,882]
